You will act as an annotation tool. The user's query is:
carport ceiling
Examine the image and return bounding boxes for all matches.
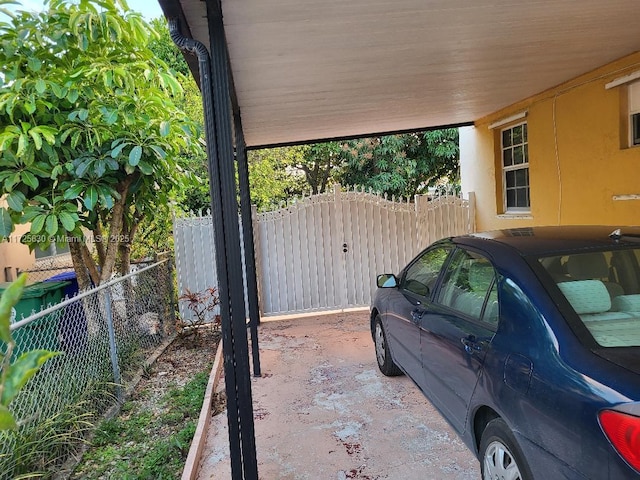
[161,0,640,148]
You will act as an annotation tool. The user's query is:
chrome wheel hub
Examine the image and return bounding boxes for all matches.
[374,323,385,366]
[483,440,522,480]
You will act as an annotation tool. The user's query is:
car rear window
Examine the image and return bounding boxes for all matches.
[538,249,640,347]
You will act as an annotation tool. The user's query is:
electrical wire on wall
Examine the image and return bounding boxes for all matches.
[553,93,562,225]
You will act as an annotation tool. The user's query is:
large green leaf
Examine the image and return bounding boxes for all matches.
[45,214,58,236]
[110,141,128,158]
[28,129,42,150]
[58,211,76,231]
[27,57,42,72]
[30,214,46,234]
[62,183,83,200]
[159,121,170,137]
[21,170,39,189]
[84,186,98,210]
[0,274,26,344]
[137,160,153,175]
[35,78,46,94]
[0,208,12,239]
[6,191,25,212]
[0,405,17,431]
[0,349,59,406]
[128,145,142,166]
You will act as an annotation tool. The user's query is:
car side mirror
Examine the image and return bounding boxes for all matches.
[377,274,398,288]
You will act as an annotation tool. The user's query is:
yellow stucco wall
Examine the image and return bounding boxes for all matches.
[461,52,640,232]
[0,199,35,282]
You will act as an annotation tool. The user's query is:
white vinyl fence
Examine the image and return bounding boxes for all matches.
[173,186,475,317]
[173,214,248,323]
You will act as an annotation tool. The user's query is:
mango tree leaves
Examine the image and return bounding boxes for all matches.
[0,0,202,271]
[0,208,12,239]
[0,273,26,344]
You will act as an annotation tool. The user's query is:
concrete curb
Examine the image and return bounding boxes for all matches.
[182,338,225,480]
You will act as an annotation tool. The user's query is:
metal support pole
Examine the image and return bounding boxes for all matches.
[204,1,258,477]
[104,288,122,402]
[169,18,255,479]
[235,124,262,377]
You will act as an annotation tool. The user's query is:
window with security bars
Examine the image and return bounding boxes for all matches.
[501,122,529,211]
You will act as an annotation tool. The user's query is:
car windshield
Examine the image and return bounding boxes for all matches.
[538,248,640,347]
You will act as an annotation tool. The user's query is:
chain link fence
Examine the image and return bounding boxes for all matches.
[0,257,177,479]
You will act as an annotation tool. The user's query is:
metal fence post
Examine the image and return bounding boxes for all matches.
[166,255,177,331]
[104,288,122,401]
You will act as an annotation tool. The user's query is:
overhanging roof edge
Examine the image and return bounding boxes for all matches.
[246,121,474,150]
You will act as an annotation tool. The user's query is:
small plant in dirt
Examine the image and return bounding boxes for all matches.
[178,287,221,335]
[72,370,210,479]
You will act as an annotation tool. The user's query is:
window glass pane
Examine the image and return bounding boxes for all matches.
[633,113,640,146]
[513,145,524,164]
[502,129,512,147]
[539,249,640,347]
[438,249,496,321]
[35,245,54,259]
[515,168,527,187]
[512,125,522,145]
[523,123,528,142]
[56,241,70,255]
[483,283,499,325]
[503,149,513,167]
[516,187,528,207]
[403,246,451,297]
[505,170,515,188]
[506,189,516,208]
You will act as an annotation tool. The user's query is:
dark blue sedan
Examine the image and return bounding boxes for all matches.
[371,226,640,480]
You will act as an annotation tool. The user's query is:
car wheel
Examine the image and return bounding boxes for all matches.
[374,315,402,376]
[480,418,532,480]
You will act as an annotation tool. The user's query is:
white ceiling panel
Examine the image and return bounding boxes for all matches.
[170,0,640,147]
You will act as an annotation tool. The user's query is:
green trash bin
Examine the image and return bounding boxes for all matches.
[0,280,70,360]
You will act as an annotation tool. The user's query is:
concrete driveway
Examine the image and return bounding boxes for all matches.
[197,311,480,479]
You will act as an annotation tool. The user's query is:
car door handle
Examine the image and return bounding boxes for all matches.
[411,309,425,324]
[461,337,483,354]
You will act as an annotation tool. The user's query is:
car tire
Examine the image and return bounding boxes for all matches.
[374,315,402,376]
[479,418,533,480]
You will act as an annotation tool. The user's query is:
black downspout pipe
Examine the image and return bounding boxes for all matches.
[168,18,258,480]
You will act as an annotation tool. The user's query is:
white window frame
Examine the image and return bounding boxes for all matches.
[629,81,640,147]
[501,122,530,213]
[35,241,70,260]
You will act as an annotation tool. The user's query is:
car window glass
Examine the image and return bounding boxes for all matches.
[437,249,497,323]
[402,246,451,297]
[539,249,640,347]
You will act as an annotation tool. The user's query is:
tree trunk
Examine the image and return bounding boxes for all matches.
[69,240,92,291]
[118,218,139,276]
[93,223,106,267]
[99,176,133,284]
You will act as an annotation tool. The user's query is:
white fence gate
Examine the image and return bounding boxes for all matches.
[173,214,248,322]
[173,186,475,317]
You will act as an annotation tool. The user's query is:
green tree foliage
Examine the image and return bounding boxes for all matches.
[248,147,306,210]
[290,142,344,195]
[146,16,208,221]
[0,0,202,286]
[339,129,460,198]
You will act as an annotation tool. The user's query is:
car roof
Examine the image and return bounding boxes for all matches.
[454,225,640,256]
